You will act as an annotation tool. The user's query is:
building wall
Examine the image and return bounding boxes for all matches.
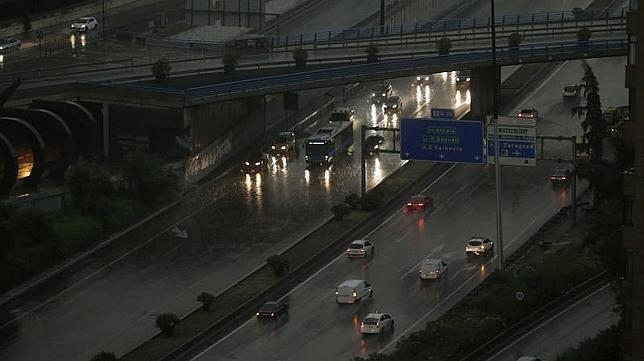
[624,0,644,359]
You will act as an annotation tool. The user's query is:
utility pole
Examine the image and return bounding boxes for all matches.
[380,0,385,28]
[102,0,106,40]
[490,0,504,271]
[361,125,367,198]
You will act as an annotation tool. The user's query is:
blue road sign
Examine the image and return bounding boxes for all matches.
[430,108,455,119]
[34,30,44,39]
[486,121,537,166]
[401,118,484,164]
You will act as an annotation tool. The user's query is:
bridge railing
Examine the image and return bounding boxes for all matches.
[184,39,627,100]
[268,8,626,49]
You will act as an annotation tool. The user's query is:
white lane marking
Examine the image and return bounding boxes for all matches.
[400,244,445,280]
[519,61,568,109]
[192,162,460,359]
[485,283,612,361]
[380,203,558,353]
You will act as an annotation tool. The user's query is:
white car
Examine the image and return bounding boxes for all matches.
[335,279,372,304]
[71,17,98,32]
[346,240,374,258]
[0,38,21,53]
[361,312,394,334]
[419,258,447,279]
[466,237,494,256]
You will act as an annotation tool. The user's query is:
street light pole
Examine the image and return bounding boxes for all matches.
[491,0,504,271]
[380,0,385,28]
[102,0,106,40]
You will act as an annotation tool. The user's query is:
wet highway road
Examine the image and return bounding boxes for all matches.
[190,56,627,361]
[0,71,462,360]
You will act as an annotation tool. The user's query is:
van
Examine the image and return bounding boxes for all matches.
[419,258,447,280]
[335,279,372,304]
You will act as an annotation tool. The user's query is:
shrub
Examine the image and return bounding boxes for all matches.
[91,351,118,361]
[151,58,171,83]
[65,159,114,214]
[556,326,622,361]
[197,292,215,311]
[365,44,379,63]
[507,32,522,48]
[436,37,452,54]
[344,193,361,210]
[266,254,290,276]
[121,150,177,206]
[577,27,591,42]
[155,313,180,336]
[223,51,238,74]
[50,213,100,255]
[331,203,351,221]
[292,48,308,69]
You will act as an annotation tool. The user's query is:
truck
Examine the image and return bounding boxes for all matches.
[305,121,353,165]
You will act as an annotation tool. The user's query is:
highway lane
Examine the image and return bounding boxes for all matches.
[189,56,626,361]
[0,72,460,360]
[488,283,619,361]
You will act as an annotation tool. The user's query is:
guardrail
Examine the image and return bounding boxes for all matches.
[268,8,625,49]
[459,271,612,361]
[184,39,627,101]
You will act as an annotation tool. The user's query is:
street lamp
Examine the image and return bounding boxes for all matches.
[490,0,504,272]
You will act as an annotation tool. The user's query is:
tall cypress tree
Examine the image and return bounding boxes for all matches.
[572,60,606,164]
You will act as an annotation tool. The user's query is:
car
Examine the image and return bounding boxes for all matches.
[516,357,543,361]
[383,96,403,115]
[269,131,296,155]
[413,75,431,87]
[335,279,372,304]
[256,300,288,319]
[329,109,355,122]
[466,237,494,256]
[365,133,386,155]
[406,194,433,211]
[562,85,578,97]
[456,70,471,86]
[241,152,268,173]
[346,239,374,258]
[419,258,448,280]
[549,167,571,185]
[360,312,394,334]
[518,108,539,120]
[70,17,98,32]
[0,38,21,53]
[371,83,392,104]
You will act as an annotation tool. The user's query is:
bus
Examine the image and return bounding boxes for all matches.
[305,121,353,165]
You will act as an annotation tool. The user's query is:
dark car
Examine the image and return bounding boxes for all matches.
[241,152,269,173]
[383,96,403,115]
[269,131,296,155]
[407,194,433,211]
[549,167,571,185]
[413,75,431,87]
[518,108,539,120]
[455,70,471,86]
[365,133,386,155]
[256,300,288,319]
[371,84,392,104]
[562,85,578,98]
[329,109,355,122]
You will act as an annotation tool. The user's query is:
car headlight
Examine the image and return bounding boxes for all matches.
[254,162,261,166]
[271,145,275,149]
[245,162,250,165]
[393,104,397,108]
[324,156,329,160]
[305,156,309,160]
[425,77,429,80]
[416,76,421,80]
[281,146,286,150]
[466,77,470,81]
[382,93,386,96]
[372,93,375,96]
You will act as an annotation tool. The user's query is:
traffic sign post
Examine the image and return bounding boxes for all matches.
[401,118,484,164]
[35,30,44,58]
[487,116,537,166]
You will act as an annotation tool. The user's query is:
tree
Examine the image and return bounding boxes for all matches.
[436,38,452,55]
[266,254,290,276]
[156,313,180,336]
[90,351,118,361]
[507,32,522,48]
[151,58,171,83]
[577,27,591,42]
[121,150,177,205]
[331,203,351,221]
[292,48,308,70]
[572,60,606,164]
[65,159,114,214]
[365,44,379,63]
[223,50,238,74]
[22,14,32,34]
[344,193,361,210]
[197,292,215,311]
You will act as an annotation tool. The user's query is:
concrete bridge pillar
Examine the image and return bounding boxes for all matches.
[470,65,501,121]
